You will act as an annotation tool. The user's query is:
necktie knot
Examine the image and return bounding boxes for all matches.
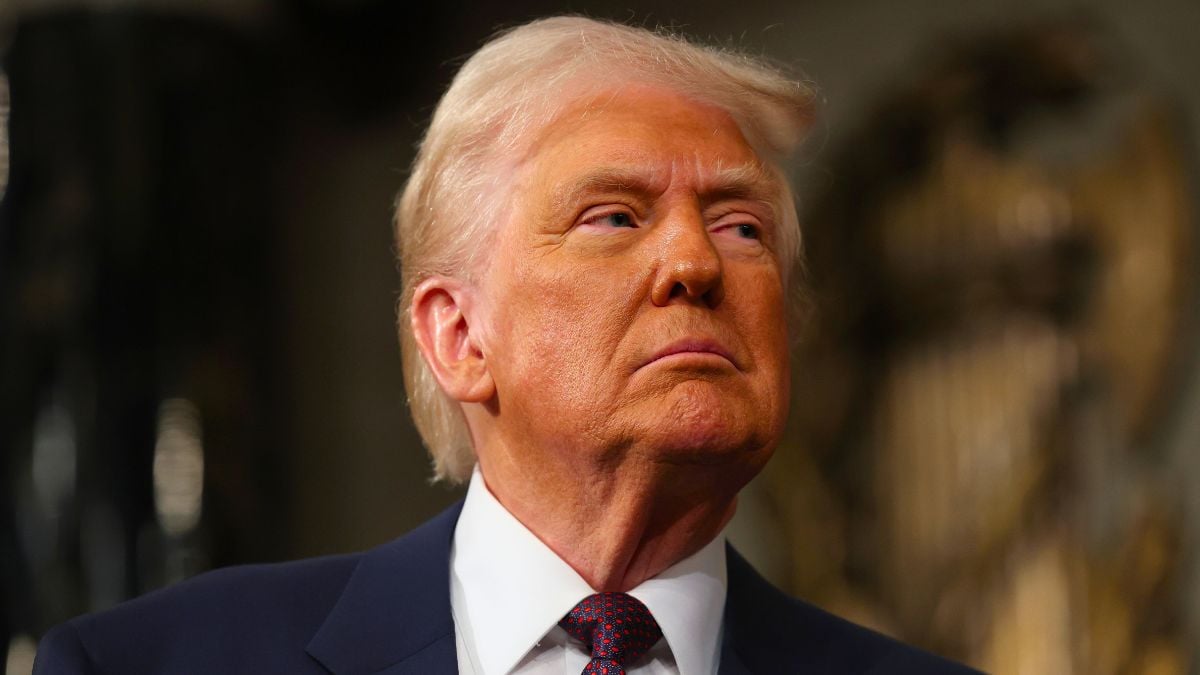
[559,592,662,674]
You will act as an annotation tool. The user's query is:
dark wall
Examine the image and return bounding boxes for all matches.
[2,0,1197,670]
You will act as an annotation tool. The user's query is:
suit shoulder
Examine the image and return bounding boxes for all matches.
[39,552,361,674]
[725,547,981,674]
[33,621,97,675]
[93,551,361,627]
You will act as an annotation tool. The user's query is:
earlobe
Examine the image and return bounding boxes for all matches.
[410,277,495,403]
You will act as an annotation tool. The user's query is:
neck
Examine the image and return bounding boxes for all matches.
[475,444,744,592]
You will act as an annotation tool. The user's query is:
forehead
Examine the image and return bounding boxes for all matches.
[516,84,777,199]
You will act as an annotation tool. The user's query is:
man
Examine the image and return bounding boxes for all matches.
[35,16,978,675]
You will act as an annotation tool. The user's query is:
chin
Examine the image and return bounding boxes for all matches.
[639,380,779,467]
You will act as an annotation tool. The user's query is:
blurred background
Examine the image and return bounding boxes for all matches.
[1,0,1197,673]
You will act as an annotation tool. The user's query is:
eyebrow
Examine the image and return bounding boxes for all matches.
[548,160,784,216]
[700,161,784,207]
[548,167,663,216]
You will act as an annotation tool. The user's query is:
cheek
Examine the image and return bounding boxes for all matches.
[732,267,788,352]
[729,267,791,409]
[490,261,633,411]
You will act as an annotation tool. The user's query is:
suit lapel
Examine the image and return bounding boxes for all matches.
[719,543,755,675]
[719,636,753,675]
[306,501,465,675]
[305,504,770,674]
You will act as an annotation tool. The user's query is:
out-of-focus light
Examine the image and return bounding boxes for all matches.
[30,399,77,516]
[153,399,204,537]
[5,633,36,675]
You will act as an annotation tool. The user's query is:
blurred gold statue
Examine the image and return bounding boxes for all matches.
[757,18,1195,675]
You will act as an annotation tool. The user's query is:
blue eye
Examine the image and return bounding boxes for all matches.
[736,223,759,239]
[604,212,635,228]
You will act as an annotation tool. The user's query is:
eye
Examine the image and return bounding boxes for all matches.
[599,212,635,228]
[714,220,762,242]
[709,208,766,244]
[580,209,638,229]
[735,223,760,240]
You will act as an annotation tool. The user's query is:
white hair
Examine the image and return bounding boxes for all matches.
[395,15,816,483]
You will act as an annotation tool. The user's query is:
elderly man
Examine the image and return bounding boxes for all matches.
[34,16,976,675]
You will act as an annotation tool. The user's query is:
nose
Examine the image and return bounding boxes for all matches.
[650,209,724,308]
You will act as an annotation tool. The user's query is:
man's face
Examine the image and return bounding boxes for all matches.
[475,84,791,480]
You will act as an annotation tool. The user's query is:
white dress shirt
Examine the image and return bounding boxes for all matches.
[450,469,727,675]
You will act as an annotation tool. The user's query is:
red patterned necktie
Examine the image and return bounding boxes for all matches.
[559,592,663,675]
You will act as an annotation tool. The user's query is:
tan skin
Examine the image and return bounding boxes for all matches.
[411,84,791,592]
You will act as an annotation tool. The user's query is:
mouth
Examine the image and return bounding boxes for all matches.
[642,337,739,371]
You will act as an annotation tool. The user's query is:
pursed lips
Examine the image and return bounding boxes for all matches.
[640,337,739,371]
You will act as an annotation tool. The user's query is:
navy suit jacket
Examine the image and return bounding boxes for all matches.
[34,501,979,674]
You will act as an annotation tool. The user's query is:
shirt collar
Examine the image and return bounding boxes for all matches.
[451,469,727,675]
[628,531,726,675]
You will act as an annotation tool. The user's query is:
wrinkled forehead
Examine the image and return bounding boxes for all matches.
[509,81,790,203]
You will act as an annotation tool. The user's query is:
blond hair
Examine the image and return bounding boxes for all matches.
[395,16,815,483]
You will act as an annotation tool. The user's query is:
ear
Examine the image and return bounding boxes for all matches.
[410,277,495,403]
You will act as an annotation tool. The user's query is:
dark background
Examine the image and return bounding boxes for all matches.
[2,1,1198,673]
